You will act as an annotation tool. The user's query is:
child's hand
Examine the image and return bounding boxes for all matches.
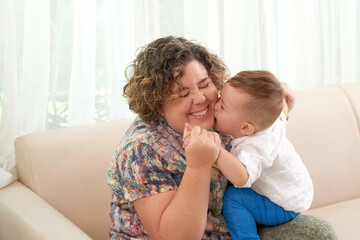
[183,122,192,148]
[283,99,289,121]
[184,125,221,170]
[281,82,295,112]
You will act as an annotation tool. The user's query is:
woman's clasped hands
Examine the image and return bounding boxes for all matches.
[183,123,221,170]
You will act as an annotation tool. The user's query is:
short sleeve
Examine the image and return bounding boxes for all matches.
[232,142,277,187]
[109,141,179,203]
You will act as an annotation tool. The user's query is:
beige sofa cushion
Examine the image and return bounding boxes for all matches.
[287,83,360,209]
[15,118,134,240]
[0,181,91,240]
[306,198,360,240]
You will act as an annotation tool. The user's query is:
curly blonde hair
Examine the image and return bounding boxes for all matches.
[123,36,229,123]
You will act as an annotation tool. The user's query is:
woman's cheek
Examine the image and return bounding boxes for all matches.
[209,86,219,103]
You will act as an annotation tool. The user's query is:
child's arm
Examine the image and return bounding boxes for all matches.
[216,147,249,187]
[183,124,221,169]
[183,123,249,187]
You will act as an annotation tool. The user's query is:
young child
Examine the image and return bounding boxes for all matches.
[183,70,313,240]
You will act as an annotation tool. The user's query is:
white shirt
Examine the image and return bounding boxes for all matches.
[231,113,313,212]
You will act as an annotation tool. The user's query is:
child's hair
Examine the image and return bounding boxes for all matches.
[227,70,285,130]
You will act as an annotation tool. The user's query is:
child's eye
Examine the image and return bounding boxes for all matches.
[221,105,225,110]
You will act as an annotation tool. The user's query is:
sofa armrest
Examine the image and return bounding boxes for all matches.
[0,181,92,240]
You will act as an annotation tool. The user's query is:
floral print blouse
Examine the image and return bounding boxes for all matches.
[108,116,232,239]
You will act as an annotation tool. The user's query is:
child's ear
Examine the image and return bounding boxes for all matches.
[240,122,255,136]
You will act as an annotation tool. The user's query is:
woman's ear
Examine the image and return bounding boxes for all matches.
[240,122,255,136]
[157,107,164,118]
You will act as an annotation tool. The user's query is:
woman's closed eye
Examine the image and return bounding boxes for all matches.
[179,79,211,98]
[199,77,212,89]
[180,90,190,98]
[199,82,209,89]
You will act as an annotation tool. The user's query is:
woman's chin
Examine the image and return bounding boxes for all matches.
[191,118,214,131]
[188,108,215,130]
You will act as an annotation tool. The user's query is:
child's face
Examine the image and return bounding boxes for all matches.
[214,83,252,138]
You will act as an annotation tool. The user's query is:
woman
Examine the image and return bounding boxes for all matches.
[108,36,231,239]
[107,36,334,240]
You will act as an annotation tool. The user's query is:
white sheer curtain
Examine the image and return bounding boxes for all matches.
[221,0,360,89]
[1,0,359,188]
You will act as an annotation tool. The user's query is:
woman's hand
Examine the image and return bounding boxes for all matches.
[281,82,296,112]
[183,123,221,170]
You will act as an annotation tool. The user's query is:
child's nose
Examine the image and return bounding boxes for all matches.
[214,101,219,112]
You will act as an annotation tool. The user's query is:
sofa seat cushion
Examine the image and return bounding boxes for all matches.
[305,198,360,240]
[0,181,91,240]
[258,214,336,239]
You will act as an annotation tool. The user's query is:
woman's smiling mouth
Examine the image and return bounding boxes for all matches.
[190,107,209,118]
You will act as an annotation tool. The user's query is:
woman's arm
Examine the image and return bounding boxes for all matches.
[134,167,212,240]
[133,126,220,240]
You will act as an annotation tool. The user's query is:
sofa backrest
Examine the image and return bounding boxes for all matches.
[14,82,360,239]
[15,118,134,240]
[287,82,360,209]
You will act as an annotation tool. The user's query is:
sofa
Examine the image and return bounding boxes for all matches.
[0,82,359,240]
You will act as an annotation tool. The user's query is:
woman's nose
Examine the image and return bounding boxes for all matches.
[192,90,206,104]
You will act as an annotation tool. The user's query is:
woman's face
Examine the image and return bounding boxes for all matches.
[161,60,219,134]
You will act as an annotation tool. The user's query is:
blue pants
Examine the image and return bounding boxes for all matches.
[222,186,300,240]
